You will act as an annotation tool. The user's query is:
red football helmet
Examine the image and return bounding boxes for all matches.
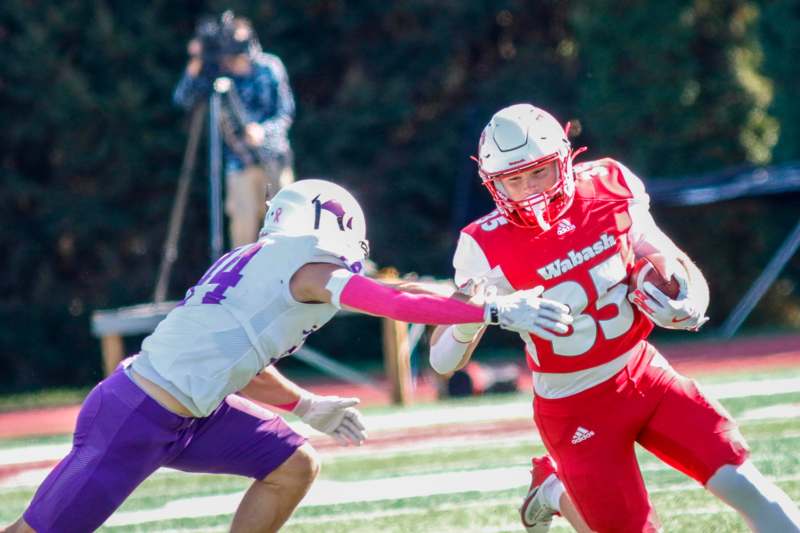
[473,104,583,232]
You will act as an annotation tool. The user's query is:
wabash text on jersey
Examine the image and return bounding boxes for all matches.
[459,158,654,373]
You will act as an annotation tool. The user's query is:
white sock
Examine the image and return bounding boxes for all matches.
[540,473,566,512]
[706,461,800,532]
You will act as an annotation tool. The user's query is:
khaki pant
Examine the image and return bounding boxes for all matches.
[225,162,295,247]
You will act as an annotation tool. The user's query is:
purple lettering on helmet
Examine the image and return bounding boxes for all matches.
[320,199,346,218]
[312,195,348,231]
[321,200,347,230]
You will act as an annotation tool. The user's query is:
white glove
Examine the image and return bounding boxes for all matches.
[629,281,709,331]
[484,286,573,340]
[293,395,367,446]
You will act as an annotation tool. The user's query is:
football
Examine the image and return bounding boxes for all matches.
[629,253,685,300]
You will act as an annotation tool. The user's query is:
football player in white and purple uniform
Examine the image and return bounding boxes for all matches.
[6,179,574,533]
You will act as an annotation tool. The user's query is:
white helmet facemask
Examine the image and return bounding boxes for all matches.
[259,179,369,273]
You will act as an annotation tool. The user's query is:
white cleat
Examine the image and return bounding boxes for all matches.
[519,456,559,533]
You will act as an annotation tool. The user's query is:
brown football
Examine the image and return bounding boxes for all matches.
[629,253,684,300]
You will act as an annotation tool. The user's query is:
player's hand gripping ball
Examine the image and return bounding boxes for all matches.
[629,253,685,301]
[627,253,706,330]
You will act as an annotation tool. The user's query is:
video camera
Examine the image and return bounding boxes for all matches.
[194,10,251,80]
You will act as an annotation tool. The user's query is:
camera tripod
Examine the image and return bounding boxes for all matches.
[153,78,274,303]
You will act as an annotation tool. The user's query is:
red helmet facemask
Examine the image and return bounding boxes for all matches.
[472,122,585,233]
[480,154,570,231]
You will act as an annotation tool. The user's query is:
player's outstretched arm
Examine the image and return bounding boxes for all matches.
[428,278,492,374]
[239,364,308,406]
[291,263,573,331]
[429,321,486,375]
[239,366,367,446]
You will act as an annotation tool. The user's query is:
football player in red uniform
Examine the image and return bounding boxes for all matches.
[430,104,800,532]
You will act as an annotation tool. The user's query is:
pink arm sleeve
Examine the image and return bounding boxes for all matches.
[339,274,485,325]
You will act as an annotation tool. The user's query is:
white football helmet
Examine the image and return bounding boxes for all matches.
[259,179,369,272]
[474,103,581,232]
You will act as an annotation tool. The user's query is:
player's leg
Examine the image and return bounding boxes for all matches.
[2,517,33,532]
[16,370,183,533]
[231,443,320,532]
[520,455,593,533]
[559,491,594,533]
[638,366,800,531]
[167,394,311,532]
[534,385,661,533]
[707,460,800,532]
[539,440,656,533]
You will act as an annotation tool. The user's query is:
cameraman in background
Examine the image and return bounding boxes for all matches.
[174,11,295,247]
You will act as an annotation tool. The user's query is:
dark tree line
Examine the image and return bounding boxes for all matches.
[0,0,797,391]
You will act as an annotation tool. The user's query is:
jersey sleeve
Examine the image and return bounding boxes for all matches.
[452,232,492,290]
[616,162,709,310]
[615,161,650,207]
[617,162,683,258]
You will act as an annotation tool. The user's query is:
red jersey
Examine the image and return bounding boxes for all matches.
[455,158,654,373]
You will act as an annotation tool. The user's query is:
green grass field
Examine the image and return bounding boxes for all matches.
[1,365,799,532]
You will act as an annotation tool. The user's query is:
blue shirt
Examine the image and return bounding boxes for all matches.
[174,52,295,172]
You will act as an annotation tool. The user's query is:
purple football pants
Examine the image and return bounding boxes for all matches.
[24,369,306,533]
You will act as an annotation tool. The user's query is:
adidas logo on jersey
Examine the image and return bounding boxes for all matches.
[536,233,616,280]
[571,426,595,445]
[556,218,576,235]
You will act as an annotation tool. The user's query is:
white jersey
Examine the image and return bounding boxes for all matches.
[131,234,344,417]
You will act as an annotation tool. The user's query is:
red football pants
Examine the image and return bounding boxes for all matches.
[533,342,749,533]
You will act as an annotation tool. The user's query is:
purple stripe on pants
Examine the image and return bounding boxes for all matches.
[24,369,305,533]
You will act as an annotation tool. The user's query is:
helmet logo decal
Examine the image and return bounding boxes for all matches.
[272,207,282,223]
[311,194,352,231]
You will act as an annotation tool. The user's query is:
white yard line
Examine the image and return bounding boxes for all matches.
[104,471,800,529]
[0,443,72,467]
[101,467,533,526]
[2,376,800,529]
[3,376,800,469]
[738,403,800,421]
[0,448,762,494]
[702,377,800,400]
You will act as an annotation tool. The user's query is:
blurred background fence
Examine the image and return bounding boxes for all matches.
[1,1,798,392]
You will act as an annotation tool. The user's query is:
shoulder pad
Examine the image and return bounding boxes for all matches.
[462,209,511,235]
[575,158,647,203]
